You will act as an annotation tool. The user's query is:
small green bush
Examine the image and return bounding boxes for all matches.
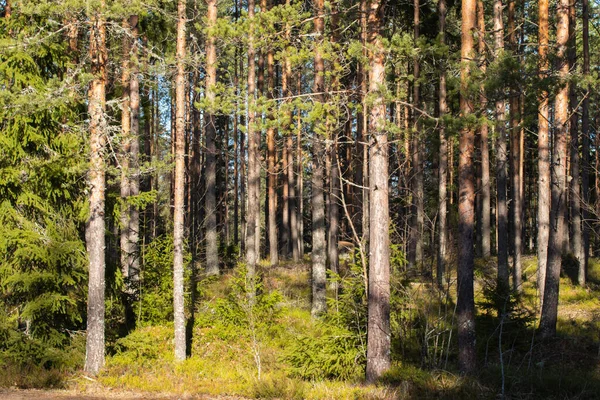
[110,325,175,367]
[284,322,364,381]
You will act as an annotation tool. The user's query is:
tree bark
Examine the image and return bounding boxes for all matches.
[204,0,219,275]
[359,0,369,243]
[85,3,107,376]
[539,0,569,338]
[173,0,187,361]
[458,0,477,374]
[582,0,590,270]
[568,0,584,284]
[327,3,341,284]
[477,0,491,257]
[494,0,509,292]
[408,0,424,269]
[127,17,140,290]
[537,0,550,307]
[311,0,327,317]
[233,2,240,247]
[283,11,298,261]
[508,0,522,293]
[120,15,140,292]
[267,36,278,267]
[246,0,259,297]
[365,0,390,382]
[120,18,132,283]
[297,73,304,258]
[437,0,448,286]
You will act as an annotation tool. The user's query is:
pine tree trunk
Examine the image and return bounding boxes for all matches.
[582,0,590,269]
[365,0,390,382]
[437,0,448,286]
[233,10,240,247]
[408,0,424,269]
[477,0,491,257]
[327,4,341,285]
[508,0,522,293]
[283,15,298,261]
[458,0,477,374]
[537,0,550,307]
[311,0,327,317]
[494,0,509,292]
[297,73,304,258]
[246,0,258,296]
[281,24,291,258]
[120,18,132,283]
[204,0,219,275]
[173,0,187,361]
[267,38,278,267]
[84,4,107,376]
[359,0,369,243]
[540,0,569,338]
[282,138,290,257]
[128,16,140,287]
[240,37,246,253]
[568,0,584,284]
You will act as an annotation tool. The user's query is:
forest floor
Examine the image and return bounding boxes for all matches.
[0,388,246,399]
[4,255,600,399]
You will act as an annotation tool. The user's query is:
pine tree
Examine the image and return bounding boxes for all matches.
[173,0,187,361]
[365,0,390,382]
[85,0,108,376]
[458,0,477,374]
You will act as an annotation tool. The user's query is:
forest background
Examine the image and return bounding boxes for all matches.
[2,0,600,398]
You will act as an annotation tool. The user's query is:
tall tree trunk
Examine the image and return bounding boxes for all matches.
[365,0,390,382]
[233,3,240,247]
[540,0,569,338]
[289,134,298,261]
[128,17,140,287]
[267,36,278,267]
[359,0,369,243]
[568,0,584,284]
[458,0,477,374]
[85,3,107,376]
[239,17,246,253]
[282,137,290,257]
[437,0,448,286]
[508,0,522,292]
[297,73,304,258]
[223,117,230,244]
[281,19,291,258]
[283,9,298,261]
[477,0,491,257]
[120,18,132,283]
[204,0,219,275]
[494,0,509,292]
[537,0,550,307]
[120,16,141,291]
[582,0,590,270]
[246,0,259,296]
[173,0,187,361]
[327,3,341,284]
[311,0,327,317]
[408,0,424,269]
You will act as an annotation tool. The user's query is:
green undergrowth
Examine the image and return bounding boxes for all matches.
[98,265,387,399]
[0,315,85,389]
[4,257,600,399]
